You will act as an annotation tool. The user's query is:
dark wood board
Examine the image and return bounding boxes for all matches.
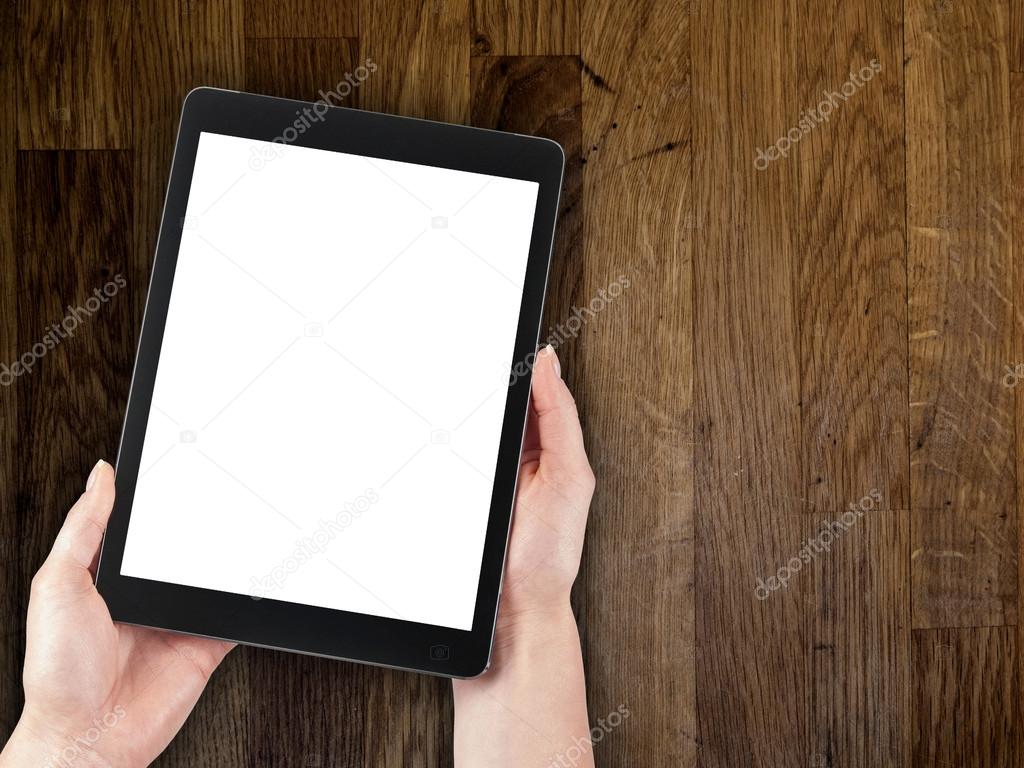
[1,0,1022,764]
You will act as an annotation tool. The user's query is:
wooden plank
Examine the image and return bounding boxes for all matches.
[580,0,692,764]
[912,627,1018,766]
[469,55,582,356]
[906,0,1016,629]
[1014,71,1024,763]
[133,0,245,299]
[811,511,912,767]
[132,2,249,764]
[694,0,911,761]
[245,38,362,104]
[0,0,20,742]
[692,0,808,763]
[16,0,131,149]
[246,0,357,39]
[245,649,372,767]
[911,507,1017,628]
[11,149,135,730]
[471,0,579,56]
[361,671,453,766]
[359,0,471,123]
[794,0,908,514]
[1012,0,1023,72]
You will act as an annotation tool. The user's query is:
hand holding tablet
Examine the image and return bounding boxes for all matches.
[94,89,565,676]
[2,342,596,767]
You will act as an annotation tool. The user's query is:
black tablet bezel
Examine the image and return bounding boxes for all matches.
[95,87,563,678]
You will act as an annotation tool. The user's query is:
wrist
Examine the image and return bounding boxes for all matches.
[472,595,580,678]
[495,594,575,644]
[2,711,113,768]
[452,595,592,768]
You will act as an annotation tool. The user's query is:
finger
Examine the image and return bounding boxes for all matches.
[45,459,116,578]
[530,346,591,474]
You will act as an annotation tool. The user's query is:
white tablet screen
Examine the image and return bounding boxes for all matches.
[120,131,539,631]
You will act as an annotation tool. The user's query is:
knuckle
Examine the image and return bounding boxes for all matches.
[580,463,597,495]
[542,461,596,506]
[30,565,56,596]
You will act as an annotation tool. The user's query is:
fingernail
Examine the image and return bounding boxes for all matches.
[86,460,106,491]
[544,344,561,378]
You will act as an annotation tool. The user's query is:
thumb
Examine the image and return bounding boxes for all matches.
[530,346,592,480]
[44,460,116,580]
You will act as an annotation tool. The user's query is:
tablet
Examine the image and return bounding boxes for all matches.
[95,88,563,677]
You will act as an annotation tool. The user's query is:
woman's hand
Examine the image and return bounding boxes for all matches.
[0,461,233,768]
[500,345,595,626]
[453,345,596,768]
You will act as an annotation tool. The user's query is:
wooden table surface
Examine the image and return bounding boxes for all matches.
[2,0,1022,765]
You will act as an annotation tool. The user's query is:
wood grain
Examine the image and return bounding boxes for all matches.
[10,150,137,738]
[1012,0,1023,72]
[692,0,808,762]
[906,0,1017,629]
[1014,70,1024,764]
[0,0,19,744]
[794,0,908,514]
[2,0,1024,764]
[133,0,245,282]
[245,649,378,768]
[360,670,454,766]
[913,627,1018,766]
[693,1,916,765]
[245,38,362,104]
[16,0,131,149]
[470,55,582,350]
[470,0,579,55]
[911,506,1018,628]
[359,0,471,123]
[580,0,693,764]
[246,0,357,38]
[812,511,912,767]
